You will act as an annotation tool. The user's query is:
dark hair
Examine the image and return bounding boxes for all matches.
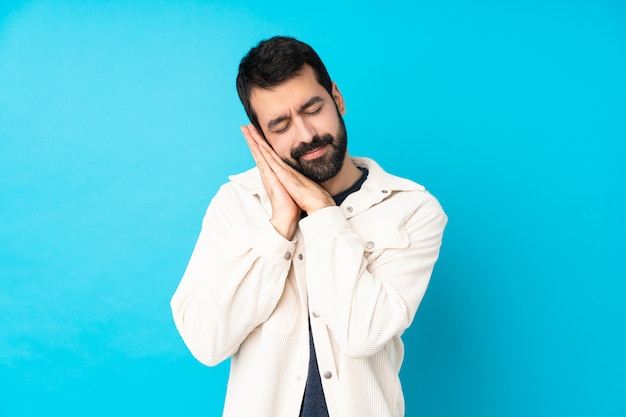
[236,36,333,133]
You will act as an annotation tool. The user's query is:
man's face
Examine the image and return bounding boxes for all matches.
[249,65,348,183]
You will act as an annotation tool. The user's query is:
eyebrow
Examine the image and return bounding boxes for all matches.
[267,96,325,131]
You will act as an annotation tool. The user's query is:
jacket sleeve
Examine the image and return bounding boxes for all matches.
[299,191,447,358]
[170,184,295,366]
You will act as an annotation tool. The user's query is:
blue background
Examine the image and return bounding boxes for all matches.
[1,1,624,416]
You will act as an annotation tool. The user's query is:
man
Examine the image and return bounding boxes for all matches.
[171,36,447,417]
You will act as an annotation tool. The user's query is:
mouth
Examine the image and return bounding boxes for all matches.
[300,144,328,161]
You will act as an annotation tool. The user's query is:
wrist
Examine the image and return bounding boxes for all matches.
[303,195,335,214]
[270,216,298,240]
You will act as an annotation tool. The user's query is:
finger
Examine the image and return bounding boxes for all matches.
[241,125,275,188]
[254,141,310,187]
[243,125,318,194]
[243,127,298,177]
[242,124,299,181]
[245,125,291,170]
[242,125,277,169]
[242,123,267,146]
[240,125,260,157]
[241,125,272,175]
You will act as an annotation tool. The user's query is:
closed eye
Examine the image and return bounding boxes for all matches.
[304,106,322,115]
[299,96,324,116]
[267,96,325,134]
[274,122,290,134]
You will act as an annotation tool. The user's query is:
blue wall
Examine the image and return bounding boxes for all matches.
[1,1,624,416]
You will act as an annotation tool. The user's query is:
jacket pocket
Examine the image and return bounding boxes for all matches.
[355,219,410,259]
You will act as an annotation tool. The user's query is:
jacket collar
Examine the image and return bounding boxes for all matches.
[228,157,424,217]
[229,157,423,192]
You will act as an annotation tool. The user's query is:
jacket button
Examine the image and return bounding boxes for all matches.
[298,254,303,260]
[323,371,332,379]
[365,241,375,249]
[284,252,292,260]
[312,311,320,318]
[381,189,389,194]
[346,206,353,213]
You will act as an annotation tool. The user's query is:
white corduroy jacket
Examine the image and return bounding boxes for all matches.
[171,157,447,417]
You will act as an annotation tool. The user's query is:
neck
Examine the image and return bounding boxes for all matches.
[319,153,362,196]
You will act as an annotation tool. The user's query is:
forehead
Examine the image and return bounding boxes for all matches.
[250,65,329,124]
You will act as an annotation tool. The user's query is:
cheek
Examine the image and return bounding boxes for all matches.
[266,137,294,160]
[321,110,342,133]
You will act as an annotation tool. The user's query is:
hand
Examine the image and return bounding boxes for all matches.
[241,124,335,238]
[242,124,300,239]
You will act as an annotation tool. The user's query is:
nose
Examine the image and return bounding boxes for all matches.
[292,116,316,144]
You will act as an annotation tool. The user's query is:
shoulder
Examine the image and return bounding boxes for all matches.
[203,167,270,226]
[227,166,263,190]
[206,166,264,211]
[352,157,446,221]
[207,166,266,202]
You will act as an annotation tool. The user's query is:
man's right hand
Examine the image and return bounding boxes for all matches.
[241,124,300,240]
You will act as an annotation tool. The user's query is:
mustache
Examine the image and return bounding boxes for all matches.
[291,134,334,160]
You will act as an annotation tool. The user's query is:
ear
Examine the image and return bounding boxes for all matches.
[331,82,346,115]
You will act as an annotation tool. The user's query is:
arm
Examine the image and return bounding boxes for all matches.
[170,184,295,366]
[300,193,447,358]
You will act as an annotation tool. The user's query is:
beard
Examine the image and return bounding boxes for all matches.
[283,113,348,183]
